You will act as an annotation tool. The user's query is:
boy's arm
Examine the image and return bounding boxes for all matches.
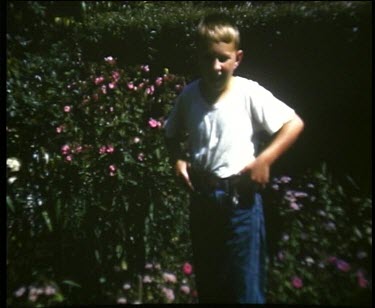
[241,113,304,185]
[165,137,194,191]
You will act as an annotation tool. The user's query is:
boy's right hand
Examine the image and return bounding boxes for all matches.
[175,160,194,191]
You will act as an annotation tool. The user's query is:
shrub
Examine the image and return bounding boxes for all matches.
[7,55,192,305]
[7,1,371,305]
[264,164,372,305]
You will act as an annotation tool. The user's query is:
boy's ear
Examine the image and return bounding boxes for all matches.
[235,50,244,68]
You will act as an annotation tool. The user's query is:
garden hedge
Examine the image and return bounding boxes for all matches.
[7,1,371,305]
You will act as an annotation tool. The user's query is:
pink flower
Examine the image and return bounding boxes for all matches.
[143,275,152,283]
[104,56,116,65]
[64,106,71,113]
[162,272,177,283]
[44,286,56,296]
[154,263,161,270]
[127,82,134,90]
[106,145,115,153]
[336,259,351,272]
[148,118,161,128]
[146,85,155,95]
[358,277,368,288]
[327,256,337,264]
[280,176,292,183]
[56,125,64,134]
[277,251,284,261]
[290,202,300,210]
[294,191,308,198]
[95,76,104,85]
[284,191,297,203]
[112,71,120,81]
[356,270,368,288]
[101,85,107,94]
[108,82,116,89]
[122,283,131,290]
[117,297,127,304]
[28,294,38,302]
[180,285,190,295]
[109,165,117,176]
[65,155,73,162]
[14,286,26,297]
[61,144,70,155]
[182,262,193,275]
[161,287,175,303]
[141,65,150,73]
[155,77,163,87]
[99,146,107,154]
[291,276,303,289]
[137,153,145,162]
[75,146,83,153]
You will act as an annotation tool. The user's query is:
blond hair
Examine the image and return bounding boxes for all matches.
[197,13,240,49]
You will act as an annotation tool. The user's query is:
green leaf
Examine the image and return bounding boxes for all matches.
[42,210,53,232]
[95,249,101,263]
[56,198,61,223]
[7,196,15,213]
[354,227,362,239]
[54,293,65,302]
[62,280,81,288]
[99,276,106,284]
[116,244,123,259]
[155,148,161,159]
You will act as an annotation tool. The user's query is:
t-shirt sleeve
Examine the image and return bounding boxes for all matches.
[249,81,295,135]
[164,94,185,139]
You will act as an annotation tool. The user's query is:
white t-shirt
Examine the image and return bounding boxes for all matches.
[164,76,295,178]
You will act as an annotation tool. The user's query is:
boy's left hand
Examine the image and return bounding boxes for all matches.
[241,114,304,187]
[240,157,270,187]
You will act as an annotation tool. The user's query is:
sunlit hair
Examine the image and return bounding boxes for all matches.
[197,13,240,49]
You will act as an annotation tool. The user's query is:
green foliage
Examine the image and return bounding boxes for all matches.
[263,164,372,305]
[69,1,371,75]
[7,53,192,305]
[7,1,371,305]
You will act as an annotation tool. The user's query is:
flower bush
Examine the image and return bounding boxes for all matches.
[7,52,372,304]
[7,1,371,306]
[112,261,197,304]
[264,164,372,305]
[7,55,194,305]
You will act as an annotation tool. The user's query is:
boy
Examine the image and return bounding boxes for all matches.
[164,13,304,303]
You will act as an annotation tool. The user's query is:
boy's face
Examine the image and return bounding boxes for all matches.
[198,40,243,94]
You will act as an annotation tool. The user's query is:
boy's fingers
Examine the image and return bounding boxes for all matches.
[176,168,194,191]
[240,161,255,174]
[181,170,194,191]
[186,179,195,191]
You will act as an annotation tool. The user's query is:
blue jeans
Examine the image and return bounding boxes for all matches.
[189,183,267,303]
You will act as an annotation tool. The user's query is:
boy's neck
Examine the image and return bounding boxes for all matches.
[200,76,235,105]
